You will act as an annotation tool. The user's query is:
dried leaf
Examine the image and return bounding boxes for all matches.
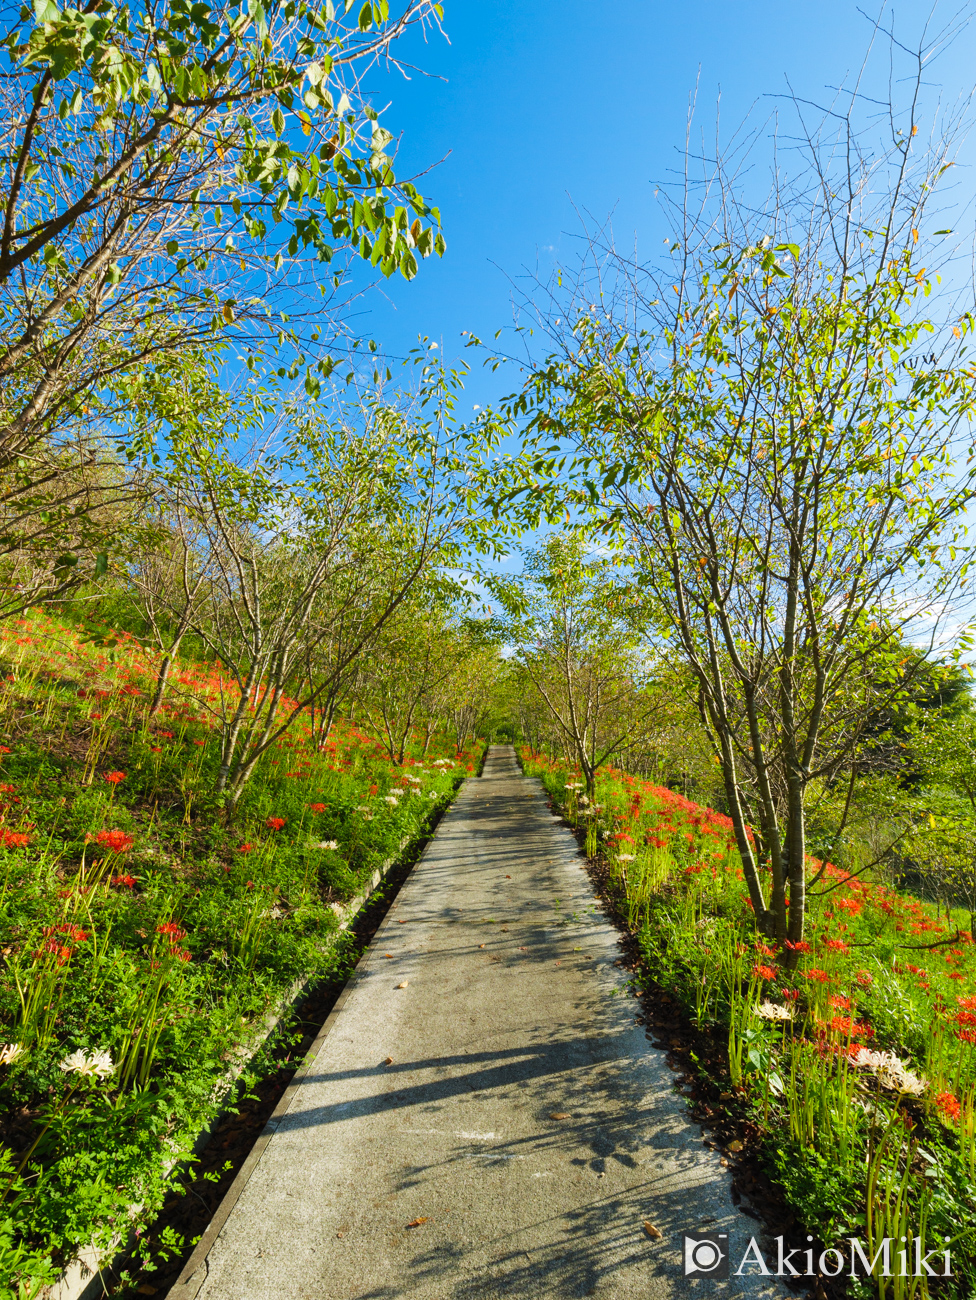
[398,919,406,924]
[397,981,409,988]
[726,1140,743,1153]
[643,1221,662,1240]
[385,953,394,958]
[383,1056,394,1065]
[406,1217,428,1228]
[550,1112,571,1120]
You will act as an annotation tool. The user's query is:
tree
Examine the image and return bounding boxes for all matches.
[163,364,494,814]
[494,534,665,804]
[354,591,456,765]
[0,0,446,481]
[502,36,976,942]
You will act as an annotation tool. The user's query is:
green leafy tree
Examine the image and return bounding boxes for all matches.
[501,58,976,943]
[493,533,665,803]
[0,0,447,472]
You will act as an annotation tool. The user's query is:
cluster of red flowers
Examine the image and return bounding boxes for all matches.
[96,829,134,854]
[752,963,777,981]
[308,803,326,813]
[934,1091,962,1121]
[103,771,126,785]
[1,829,29,849]
[265,816,286,831]
[35,922,89,964]
[156,921,187,940]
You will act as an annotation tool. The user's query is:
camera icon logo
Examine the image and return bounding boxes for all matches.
[683,1232,730,1278]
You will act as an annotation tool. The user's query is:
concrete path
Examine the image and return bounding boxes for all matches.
[171,747,778,1300]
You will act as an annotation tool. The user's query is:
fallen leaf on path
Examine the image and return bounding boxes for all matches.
[406,1217,428,1228]
[505,875,511,878]
[397,981,409,988]
[726,1140,743,1152]
[398,919,406,924]
[385,953,394,958]
[643,1221,662,1240]
[383,1057,394,1065]
[550,1112,571,1120]
[719,1092,733,1100]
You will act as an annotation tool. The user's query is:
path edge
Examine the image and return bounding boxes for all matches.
[165,775,474,1300]
[48,782,466,1300]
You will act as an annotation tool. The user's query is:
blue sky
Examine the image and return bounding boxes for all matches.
[347,0,976,411]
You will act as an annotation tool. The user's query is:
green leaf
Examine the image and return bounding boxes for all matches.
[358,0,372,28]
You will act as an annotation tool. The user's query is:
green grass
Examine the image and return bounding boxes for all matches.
[0,611,482,1297]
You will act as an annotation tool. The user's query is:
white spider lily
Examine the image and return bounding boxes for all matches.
[755,1001,792,1021]
[59,1048,115,1080]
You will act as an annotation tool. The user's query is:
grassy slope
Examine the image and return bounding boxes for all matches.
[0,611,481,1294]
[523,749,976,1298]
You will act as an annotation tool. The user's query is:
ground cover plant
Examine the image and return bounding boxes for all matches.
[523,749,976,1300]
[0,609,480,1297]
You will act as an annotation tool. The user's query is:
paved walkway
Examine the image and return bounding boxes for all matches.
[171,747,776,1300]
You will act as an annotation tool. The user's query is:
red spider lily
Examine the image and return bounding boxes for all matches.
[855,971,873,987]
[959,996,976,1010]
[835,897,863,916]
[44,923,89,942]
[956,1012,976,1028]
[782,940,813,953]
[805,969,830,983]
[823,939,850,954]
[112,874,137,888]
[781,988,800,1002]
[1,830,29,848]
[369,784,378,795]
[246,880,254,889]
[958,1028,976,1045]
[103,771,126,785]
[754,942,776,956]
[156,731,174,739]
[36,939,73,964]
[829,995,851,1010]
[96,829,134,854]
[934,1091,962,1121]
[309,803,326,813]
[169,945,192,962]
[237,843,253,853]
[829,1015,873,1039]
[192,739,206,746]
[752,963,777,981]
[0,746,11,754]
[266,817,286,831]
[156,922,187,940]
